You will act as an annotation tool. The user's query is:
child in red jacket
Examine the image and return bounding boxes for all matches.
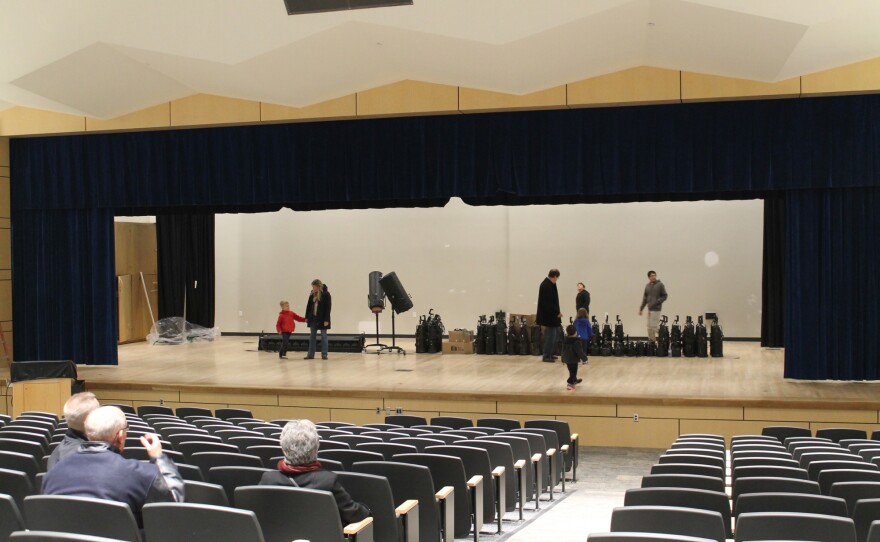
[276,301,306,359]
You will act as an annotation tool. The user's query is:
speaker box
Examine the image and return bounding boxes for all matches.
[379,272,413,314]
[283,0,412,15]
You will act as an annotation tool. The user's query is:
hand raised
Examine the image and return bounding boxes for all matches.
[139,433,164,459]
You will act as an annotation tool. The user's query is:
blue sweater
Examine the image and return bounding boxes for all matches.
[574,317,593,340]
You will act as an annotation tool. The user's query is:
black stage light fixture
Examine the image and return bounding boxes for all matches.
[379,271,413,314]
[368,271,386,313]
[284,0,412,15]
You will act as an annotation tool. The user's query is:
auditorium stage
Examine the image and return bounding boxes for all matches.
[35,337,880,447]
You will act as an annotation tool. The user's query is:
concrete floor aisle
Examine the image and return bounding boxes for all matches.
[506,447,662,542]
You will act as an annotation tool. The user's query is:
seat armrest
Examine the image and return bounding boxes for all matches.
[492,466,505,477]
[467,475,483,488]
[395,499,418,515]
[344,516,373,535]
[436,486,454,500]
[570,433,579,443]
[531,453,542,463]
[514,459,526,469]
[560,444,569,453]
[546,448,556,457]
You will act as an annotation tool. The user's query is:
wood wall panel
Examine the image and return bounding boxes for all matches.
[809,421,880,434]
[564,415,678,448]
[170,94,261,127]
[117,275,133,343]
[86,103,171,132]
[279,395,377,410]
[0,271,9,280]
[178,390,279,406]
[261,95,357,122]
[0,219,9,229]
[744,407,876,424]
[0,280,10,322]
[0,178,8,219]
[0,107,85,136]
[617,404,743,421]
[802,57,880,97]
[0,167,8,178]
[0,228,9,270]
[681,72,800,102]
[131,273,157,340]
[459,85,566,113]
[0,137,8,166]
[679,419,775,445]
[91,388,181,403]
[243,404,331,422]
[386,397,495,414]
[330,408,387,426]
[567,67,681,108]
[497,401,616,417]
[356,80,459,117]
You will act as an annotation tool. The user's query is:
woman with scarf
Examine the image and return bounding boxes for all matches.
[304,279,332,360]
[259,419,369,524]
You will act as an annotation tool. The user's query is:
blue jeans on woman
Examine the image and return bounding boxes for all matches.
[308,325,329,359]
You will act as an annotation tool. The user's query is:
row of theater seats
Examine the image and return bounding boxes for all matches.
[0,407,579,542]
[587,425,880,542]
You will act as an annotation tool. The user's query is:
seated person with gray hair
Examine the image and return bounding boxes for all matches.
[47,391,100,469]
[42,406,184,526]
[260,419,369,524]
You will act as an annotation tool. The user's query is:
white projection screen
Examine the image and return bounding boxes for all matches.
[215,198,763,338]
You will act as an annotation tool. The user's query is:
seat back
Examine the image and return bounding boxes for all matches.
[478,435,535,498]
[762,426,812,442]
[356,442,417,460]
[852,498,880,542]
[389,437,445,452]
[384,415,427,428]
[430,417,473,430]
[359,431,409,443]
[177,441,239,460]
[207,466,271,506]
[817,428,869,443]
[318,440,351,452]
[0,468,35,509]
[393,453,473,539]
[476,418,521,431]
[175,407,213,418]
[818,469,880,495]
[336,471,401,542]
[734,511,856,542]
[213,409,253,421]
[732,477,820,515]
[332,434,384,448]
[0,452,39,481]
[143,502,264,542]
[0,494,25,542]
[136,405,174,417]
[623,488,731,538]
[235,486,345,542]
[609,505,725,542]
[732,465,809,484]
[183,481,230,507]
[640,474,725,494]
[830,482,880,517]
[189,452,263,476]
[454,439,517,512]
[588,534,727,542]
[23,495,141,542]
[808,461,879,482]
[352,461,441,542]
[318,449,384,471]
[174,463,205,482]
[735,491,847,519]
[649,463,724,479]
[314,421,355,430]
[425,445,495,524]
[246,445,284,468]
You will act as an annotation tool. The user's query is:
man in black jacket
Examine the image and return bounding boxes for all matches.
[42,406,184,527]
[260,419,369,525]
[47,391,100,469]
[536,268,562,362]
[575,282,591,316]
[639,270,669,341]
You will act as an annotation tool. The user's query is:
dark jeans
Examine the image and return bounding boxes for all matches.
[308,325,329,358]
[542,325,560,360]
[279,332,291,357]
[566,362,579,384]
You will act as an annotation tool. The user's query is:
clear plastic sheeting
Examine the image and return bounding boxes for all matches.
[147,317,220,345]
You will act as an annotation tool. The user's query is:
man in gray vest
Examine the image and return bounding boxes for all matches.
[639,270,668,341]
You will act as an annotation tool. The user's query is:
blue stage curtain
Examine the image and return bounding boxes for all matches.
[11,209,117,365]
[784,187,880,380]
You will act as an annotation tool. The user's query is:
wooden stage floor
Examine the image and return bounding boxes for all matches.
[76,337,880,409]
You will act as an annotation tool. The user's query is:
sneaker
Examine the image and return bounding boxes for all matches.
[279,355,287,359]
[321,355,328,360]
[566,384,575,391]
[575,378,583,384]
[542,358,555,363]
[303,356,314,360]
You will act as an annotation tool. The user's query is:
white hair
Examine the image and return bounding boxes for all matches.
[280,419,319,465]
[84,406,127,443]
[63,392,100,432]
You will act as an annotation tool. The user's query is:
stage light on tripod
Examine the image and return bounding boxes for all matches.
[368,271,385,313]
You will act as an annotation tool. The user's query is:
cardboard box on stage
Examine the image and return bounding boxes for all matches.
[448,329,474,342]
[442,341,474,354]
[509,314,536,327]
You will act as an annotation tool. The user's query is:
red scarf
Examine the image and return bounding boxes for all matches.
[277,459,322,474]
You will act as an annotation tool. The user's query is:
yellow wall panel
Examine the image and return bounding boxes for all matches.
[681,72,800,102]
[117,275,133,343]
[261,95,357,122]
[0,178,8,219]
[357,80,459,117]
[385,397,495,414]
[0,167,8,178]
[745,407,876,424]
[0,271,9,280]
[0,219,9,229]
[809,421,880,434]
[170,94,261,127]
[459,85,566,113]
[618,404,743,421]
[802,57,880,97]
[0,280,10,322]
[0,137,8,167]
[564,416,678,448]
[278,394,378,410]
[179,390,278,406]
[497,401,616,417]
[0,329,10,366]
[245,404,331,422]
[567,67,681,108]
[0,229,9,270]
[0,107,85,136]
[86,103,171,132]
[91,388,181,403]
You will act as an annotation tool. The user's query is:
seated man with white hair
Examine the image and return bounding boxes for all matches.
[260,419,369,524]
[47,391,100,469]
[42,405,184,526]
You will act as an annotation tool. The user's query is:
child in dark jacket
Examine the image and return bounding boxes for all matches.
[573,308,593,365]
[276,301,306,359]
[562,324,588,390]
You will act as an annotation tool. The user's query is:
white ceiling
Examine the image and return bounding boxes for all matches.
[2,0,880,119]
